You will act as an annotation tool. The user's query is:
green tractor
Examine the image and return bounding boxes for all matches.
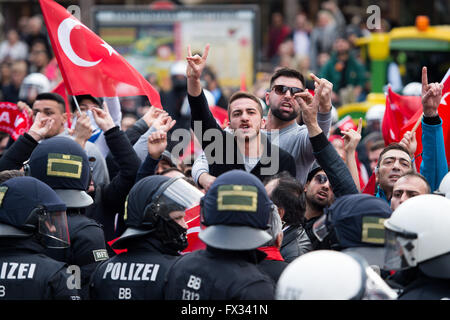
[337,16,450,127]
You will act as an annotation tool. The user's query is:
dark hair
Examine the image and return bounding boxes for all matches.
[228,91,263,118]
[270,176,306,226]
[269,67,305,88]
[158,167,185,177]
[400,171,431,194]
[0,170,24,184]
[370,140,385,152]
[35,92,66,113]
[377,143,411,168]
[70,95,102,113]
[263,171,293,186]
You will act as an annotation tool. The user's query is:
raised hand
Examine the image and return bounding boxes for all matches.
[186,44,210,80]
[91,101,115,132]
[310,73,333,113]
[399,130,417,158]
[69,111,92,149]
[142,106,167,128]
[296,79,325,136]
[17,101,33,119]
[422,66,443,117]
[152,112,176,132]
[28,111,54,141]
[147,115,176,160]
[342,117,362,154]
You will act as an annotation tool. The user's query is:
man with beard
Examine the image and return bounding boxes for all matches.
[186,45,296,182]
[193,66,333,190]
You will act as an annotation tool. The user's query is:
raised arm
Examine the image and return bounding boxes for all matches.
[341,118,363,192]
[419,66,448,191]
[297,78,358,196]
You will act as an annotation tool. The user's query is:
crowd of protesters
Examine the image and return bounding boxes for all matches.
[0,1,450,301]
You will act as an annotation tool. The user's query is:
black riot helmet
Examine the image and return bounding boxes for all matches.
[0,176,69,248]
[113,175,204,252]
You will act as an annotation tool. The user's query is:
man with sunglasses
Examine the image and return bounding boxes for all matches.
[264,67,334,185]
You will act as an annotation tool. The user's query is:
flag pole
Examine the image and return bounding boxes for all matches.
[411,113,423,135]
[71,95,82,114]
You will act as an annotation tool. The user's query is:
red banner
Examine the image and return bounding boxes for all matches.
[0,102,32,140]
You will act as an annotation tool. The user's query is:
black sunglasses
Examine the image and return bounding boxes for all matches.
[271,85,305,96]
[314,173,328,184]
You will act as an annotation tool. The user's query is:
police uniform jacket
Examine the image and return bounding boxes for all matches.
[89,237,179,300]
[45,211,109,300]
[0,237,80,300]
[164,247,275,300]
[399,273,450,300]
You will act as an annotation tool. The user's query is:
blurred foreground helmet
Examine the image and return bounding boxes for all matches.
[313,194,391,267]
[18,73,51,103]
[276,250,397,300]
[199,170,273,250]
[113,175,204,251]
[28,136,93,208]
[435,171,450,198]
[0,176,69,248]
[384,194,450,278]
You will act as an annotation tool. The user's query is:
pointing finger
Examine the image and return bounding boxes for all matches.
[310,73,321,84]
[202,44,210,61]
[422,66,428,89]
[357,117,362,134]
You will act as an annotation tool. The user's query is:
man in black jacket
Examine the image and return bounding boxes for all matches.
[186,45,296,182]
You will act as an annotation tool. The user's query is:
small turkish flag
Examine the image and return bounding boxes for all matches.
[39,0,162,108]
[0,102,32,140]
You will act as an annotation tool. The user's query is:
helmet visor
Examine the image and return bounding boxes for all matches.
[38,210,70,248]
[155,178,204,220]
[362,266,398,300]
[384,227,418,270]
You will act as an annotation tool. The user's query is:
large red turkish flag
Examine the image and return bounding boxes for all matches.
[39,0,162,108]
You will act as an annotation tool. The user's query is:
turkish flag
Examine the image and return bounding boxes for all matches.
[39,0,162,108]
[182,205,206,253]
[336,115,357,132]
[401,68,450,170]
[210,105,229,129]
[0,102,32,140]
[382,86,422,146]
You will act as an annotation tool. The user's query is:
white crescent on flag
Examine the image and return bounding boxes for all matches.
[57,18,102,67]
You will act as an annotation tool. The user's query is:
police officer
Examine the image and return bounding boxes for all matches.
[164,170,276,300]
[89,175,204,300]
[26,136,109,299]
[384,194,450,299]
[311,193,391,272]
[0,176,80,300]
[276,250,397,300]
